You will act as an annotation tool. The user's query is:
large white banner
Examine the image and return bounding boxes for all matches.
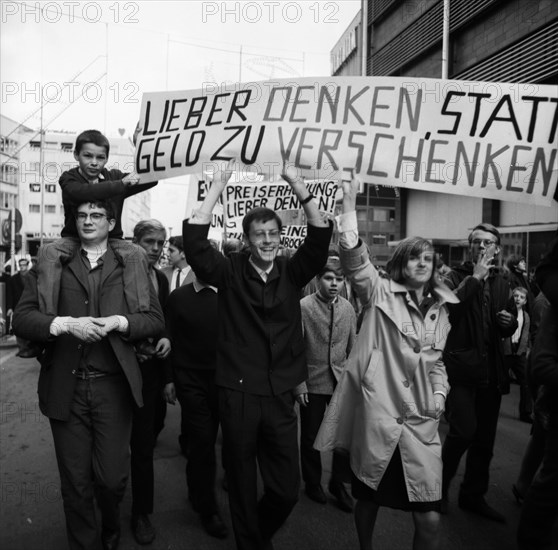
[136,76,558,206]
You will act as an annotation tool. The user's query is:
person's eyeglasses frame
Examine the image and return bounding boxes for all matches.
[471,239,498,247]
[76,212,108,223]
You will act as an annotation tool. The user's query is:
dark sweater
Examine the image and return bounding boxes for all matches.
[165,282,218,383]
[59,167,157,238]
[182,220,333,396]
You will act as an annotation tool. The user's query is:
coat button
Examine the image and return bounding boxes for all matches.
[414,345,421,353]
[77,344,82,350]
[396,417,404,424]
[403,380,410,388]
[430,314,436,320]
[84,300,89,305]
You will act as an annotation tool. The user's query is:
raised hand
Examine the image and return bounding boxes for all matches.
[211,158,235,191]
[473,243,497,281]
[341,170,360,213]
[280,160,303,187]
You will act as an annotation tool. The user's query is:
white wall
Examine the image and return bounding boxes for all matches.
[405,190,483,240]
[500,200,558,227]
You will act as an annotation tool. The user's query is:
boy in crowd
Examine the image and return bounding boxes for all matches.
[164,265,228,540]
[294,258,356,512]
[38,129,158,316]
[503,287,532,423]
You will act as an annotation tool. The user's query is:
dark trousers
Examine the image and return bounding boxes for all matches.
[153,360,167,439]
[130,362,159,515]
[506,354,533,418]
[174,368,220,517]
[442,384,502,499]
[49,375,133,550]
[219,388,300,550]
[300,393,350,487]
[518,425,558,549]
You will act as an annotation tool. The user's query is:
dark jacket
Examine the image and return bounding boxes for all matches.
[536,234,558,310]
[529,306,558,430]
[59,167,158,238]
[443,262,517,393]
[12,245,165,420]
[7,271,28,310]
[182,220,333,396]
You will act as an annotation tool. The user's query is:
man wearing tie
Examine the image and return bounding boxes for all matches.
[164,236,195,290]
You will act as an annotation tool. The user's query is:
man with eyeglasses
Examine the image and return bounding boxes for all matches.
[441,223,517,523]
[13,200,164,550]
[182,161,332,550]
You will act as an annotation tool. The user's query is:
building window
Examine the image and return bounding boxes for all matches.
[29,183,41,192]
[372,208,396,222]
[372,234,387,245]
[29,204,40,213]
[1,163,18,184]
[1,192,16,209]
[61,142,73,152]
[44,205,56,214]
[45,184,56,193]
[356,209,369,222]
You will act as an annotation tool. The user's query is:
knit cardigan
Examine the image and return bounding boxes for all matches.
[294,292,356,396]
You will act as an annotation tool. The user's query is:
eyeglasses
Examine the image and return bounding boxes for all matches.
[76,212,107,222]
[471,239,497,247]
[250,230,281,242]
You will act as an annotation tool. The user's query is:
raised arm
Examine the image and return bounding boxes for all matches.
[182,160,235,286]
[189,159,235,225]
[280,162,332,286]
[338,176,380,307]
[59,169,129,201]
[280,162,328,228]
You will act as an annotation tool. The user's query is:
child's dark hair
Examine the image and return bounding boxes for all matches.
[74,130,110,156]
[317,258,343,278]
[168,236,184,252]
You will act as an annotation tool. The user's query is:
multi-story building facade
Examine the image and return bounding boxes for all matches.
[332,0,558,268]
[0,115,33,266]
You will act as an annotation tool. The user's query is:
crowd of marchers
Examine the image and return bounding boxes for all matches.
[4,128,557,550]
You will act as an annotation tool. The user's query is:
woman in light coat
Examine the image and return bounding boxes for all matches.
[315,178,458,550]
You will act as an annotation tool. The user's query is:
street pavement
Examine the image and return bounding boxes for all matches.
[0,339,552,550]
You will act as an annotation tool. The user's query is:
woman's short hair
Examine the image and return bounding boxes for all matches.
[386,237,435,285]
[506,254,525,271]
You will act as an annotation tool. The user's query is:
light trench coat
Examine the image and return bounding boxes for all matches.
[314,242,458,502]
